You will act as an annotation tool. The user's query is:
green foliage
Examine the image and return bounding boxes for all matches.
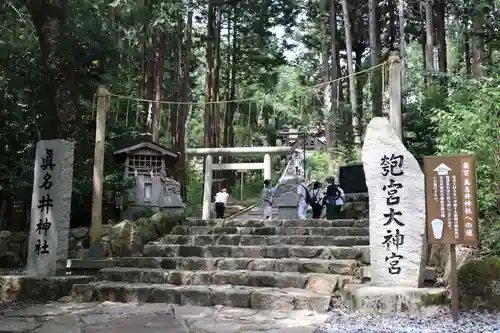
[1,0,499,226]
[229,174,266,204]
[432,77,499,215]
[458,257,500,310]
[306,152,330,182]
[430,76,499,257]
[479,217,500,256]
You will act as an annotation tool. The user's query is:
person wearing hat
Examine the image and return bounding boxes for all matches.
[214,188,229,218]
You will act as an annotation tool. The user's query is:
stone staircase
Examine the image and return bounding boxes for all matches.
[69,218,370,312]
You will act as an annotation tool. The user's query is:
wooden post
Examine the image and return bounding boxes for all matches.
[389,52,403,140]
[240,171,244,202]
[89,86,109,259]
[449,244,459,321]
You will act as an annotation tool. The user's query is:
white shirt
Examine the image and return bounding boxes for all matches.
[297,182,308,204]
[336,187,345,205]
[311,188,323,203]
[214,192,229,205]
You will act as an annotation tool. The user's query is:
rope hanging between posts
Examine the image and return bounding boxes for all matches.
[89,59,392,133]
[101,60,390,108]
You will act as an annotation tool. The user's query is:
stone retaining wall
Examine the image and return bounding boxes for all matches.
[0,213,186,268]
[0,275,95,303]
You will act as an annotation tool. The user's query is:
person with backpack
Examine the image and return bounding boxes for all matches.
[323,177,344,220]
[296,177,310,219]
[311,181,324,218]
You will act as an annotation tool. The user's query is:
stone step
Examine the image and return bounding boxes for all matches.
[143,244,370,262]
[171,225,369,237]
[183,219,369,228]
[70,282,332,312]
[159,234,369,247]
[97,267,353,291]
[110,257,359,274]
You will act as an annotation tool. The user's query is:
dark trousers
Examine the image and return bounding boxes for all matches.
[215,202,225,218]
[312,203,323,219]
[326,203,342,220]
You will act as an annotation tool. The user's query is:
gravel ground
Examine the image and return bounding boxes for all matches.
[317,309,500,333]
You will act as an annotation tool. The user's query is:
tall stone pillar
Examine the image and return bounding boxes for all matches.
[202,155,213,220]
[27,140,74,276]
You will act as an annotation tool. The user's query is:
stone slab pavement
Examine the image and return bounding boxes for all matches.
[0,302,328,333]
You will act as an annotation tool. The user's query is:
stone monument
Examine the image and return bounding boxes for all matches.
[362,117,427,288]
[273,160,299,219]
[160,172,185,214]
[27,140,74,276]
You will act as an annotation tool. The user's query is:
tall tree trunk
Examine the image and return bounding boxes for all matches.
[151,33,166,143]
[435,1,447,72]
[355,46,364,138]
[212,5,222,147]
[144,0,155,132]
[341,0,360,144]
[177,8,193,200]
[419,2,427,85]
[329,0,339,148]
[425,0,435,73]
[399,0,406,101]
[223,8,233,149]
[204,3,216,148]
[222,7,236,188]
[320,0,332,160]
[369,0,382,117]
[170,12,184,147]
[471,17,484,77]
[388,0,396,50]
[464,33,471,75]
[25,0,81,141]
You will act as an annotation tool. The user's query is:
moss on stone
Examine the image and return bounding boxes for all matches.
[134,217,157,243]
[150,212,186,236]
[420,292,447,306]
[457,257,500,310]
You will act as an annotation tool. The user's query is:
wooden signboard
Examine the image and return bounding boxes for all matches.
[423,155,479,245]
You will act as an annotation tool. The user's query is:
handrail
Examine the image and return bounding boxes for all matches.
[227,152,294,220]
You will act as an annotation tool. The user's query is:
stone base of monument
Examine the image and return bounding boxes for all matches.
[342,283,447,315]
[344,192,369,202]
[359,266,438,285]
[276,206,299,219]
[0,275,95,303]
[159,206,185,215]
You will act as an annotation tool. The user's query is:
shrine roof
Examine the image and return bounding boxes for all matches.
[113,141,179,158]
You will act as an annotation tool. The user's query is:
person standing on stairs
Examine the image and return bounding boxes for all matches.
[214,188,229,218]
[311,181,323,219]
[297,177,310,219]
[262,179,273,220]
[323,177,344,220]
